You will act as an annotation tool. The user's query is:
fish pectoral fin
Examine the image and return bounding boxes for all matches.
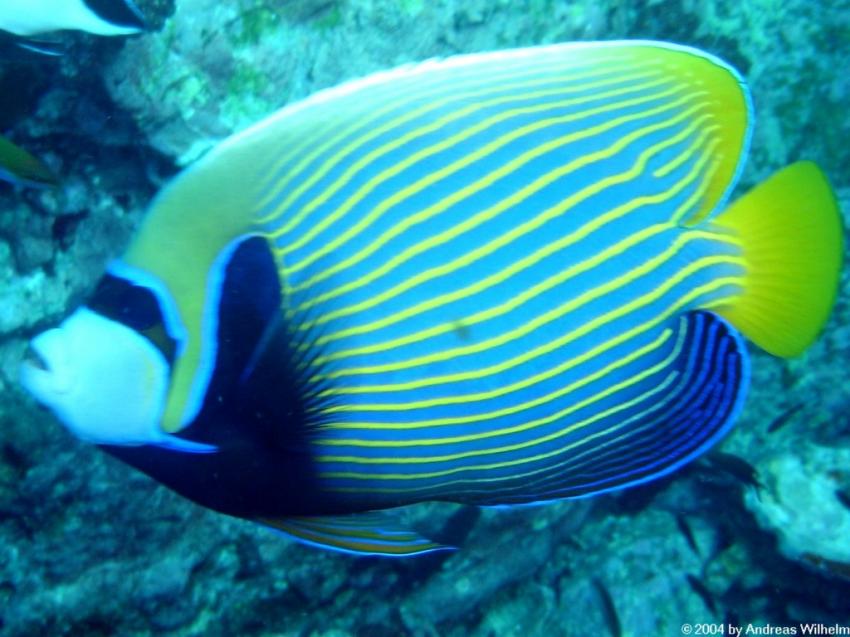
[712,161,842,357]
[257,512,453,557]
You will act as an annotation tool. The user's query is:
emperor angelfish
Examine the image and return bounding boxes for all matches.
[0,0,146,36]
[21,42,843,556]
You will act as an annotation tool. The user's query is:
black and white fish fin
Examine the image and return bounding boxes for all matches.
[83,0,147,31]
[258,512,453,557]
[528,311,749,501]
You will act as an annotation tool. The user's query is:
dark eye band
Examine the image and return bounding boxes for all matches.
[87,274,176,363]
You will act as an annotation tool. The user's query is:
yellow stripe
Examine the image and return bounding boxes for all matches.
[325,359,692,493]
[274,75,676,261]
[284,519,416,541]
[254,53,643,221]
[311,224,741,386]
[324,327,673,441]
[672,156,721,224]
[310,127,718,361]
[325,361,692,493]
[252,57,595,210]
[487,334,731,496]
[312,272,741,461]
[273,525,434,554]
[322,291,674,413]
[279,75,678,276]
[314,278,740,481]
[315,223,669,362]
[322,317,706,491]
[291,96,714,328]
[316,322,685,452]
[319,369,680,477]
[253,61,562,210]
[261,65,664,235]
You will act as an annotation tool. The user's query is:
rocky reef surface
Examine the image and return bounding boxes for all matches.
[1,1,849,635]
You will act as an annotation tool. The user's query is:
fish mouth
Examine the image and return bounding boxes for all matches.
[22,342,50,372]
[20,340,54,401]
[19,330,72,399]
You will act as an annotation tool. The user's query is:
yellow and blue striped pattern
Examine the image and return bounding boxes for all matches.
[242,43,752,507]
[260,513,449,556]
[213,42,749,510]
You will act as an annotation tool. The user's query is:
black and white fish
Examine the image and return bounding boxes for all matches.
[0,0,146,37]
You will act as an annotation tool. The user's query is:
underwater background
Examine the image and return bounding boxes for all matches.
[1,0,849,635]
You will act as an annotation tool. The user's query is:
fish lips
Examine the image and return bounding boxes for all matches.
[20,328,74,405]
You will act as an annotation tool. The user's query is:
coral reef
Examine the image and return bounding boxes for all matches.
[746,444,850,579]
[1,0,849,635]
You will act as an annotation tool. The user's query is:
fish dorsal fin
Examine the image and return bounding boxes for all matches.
[258,512,452,557]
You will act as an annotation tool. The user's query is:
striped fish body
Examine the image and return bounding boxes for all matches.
[40,42,841,555]
[235,42,751,508]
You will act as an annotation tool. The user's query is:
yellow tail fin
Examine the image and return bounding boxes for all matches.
[713,161,843,358]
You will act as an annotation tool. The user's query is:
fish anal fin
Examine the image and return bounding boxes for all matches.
[258,512,453,557]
